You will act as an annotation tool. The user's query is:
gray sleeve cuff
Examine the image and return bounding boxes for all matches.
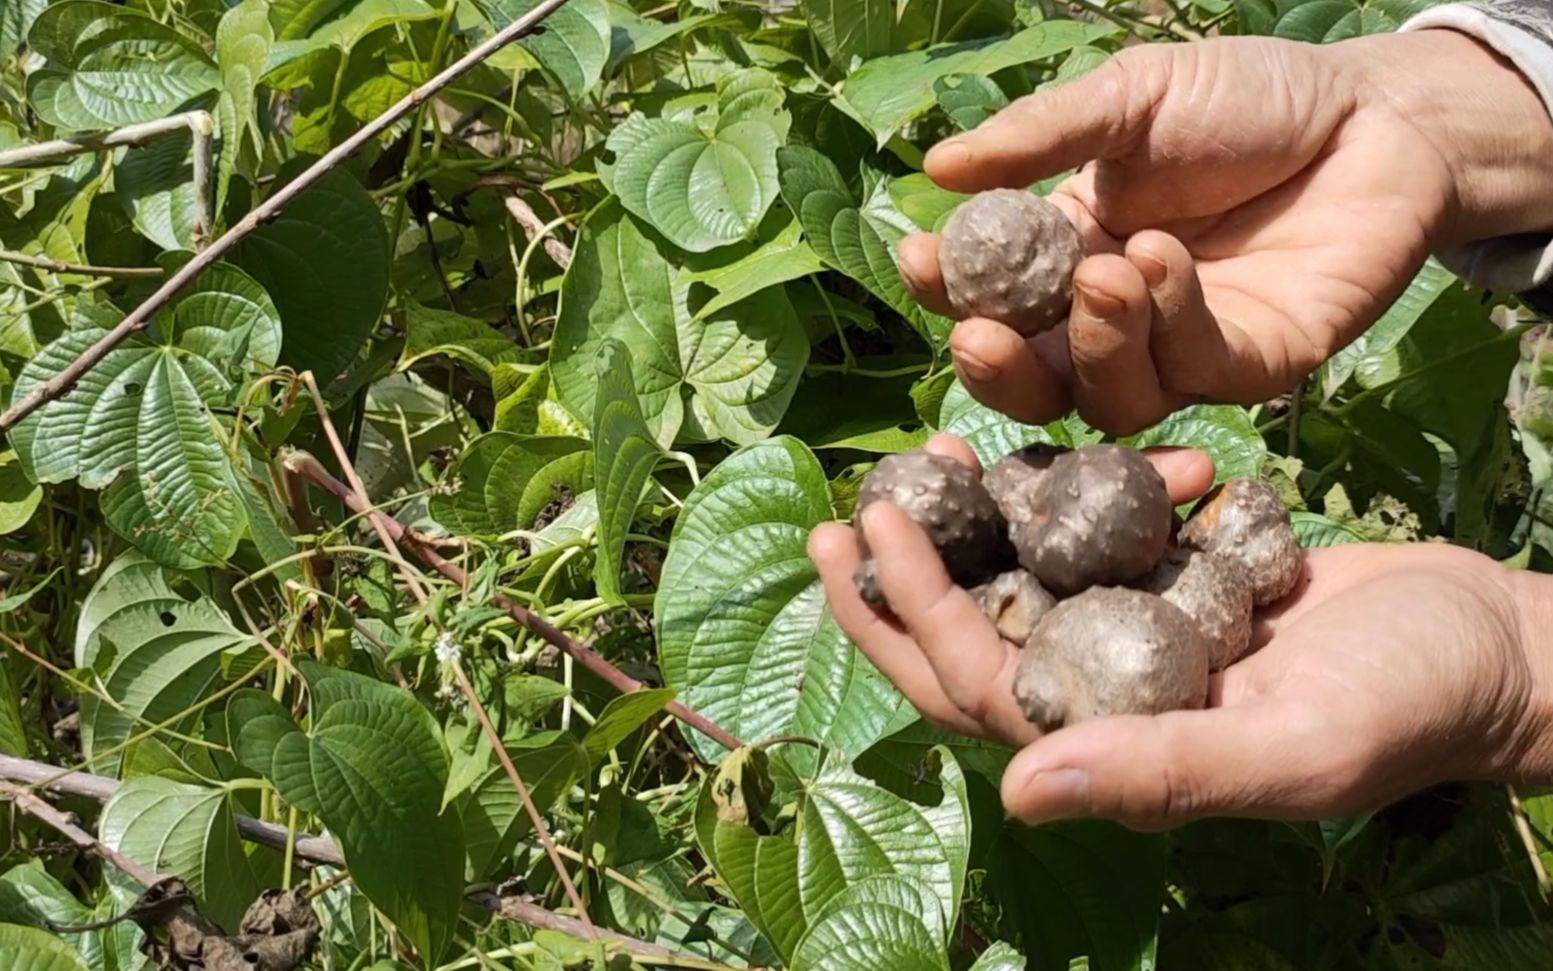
[1401,2,1553,296]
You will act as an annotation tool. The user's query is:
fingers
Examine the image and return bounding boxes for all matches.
[807,523,982,735]
[949,319,1073,425]
[1065,254,1186,435]
[923,53,1165,193]
[1139,447,1215,505]
[898,234,956,318]
[858,502,1041,746]
[1125,231,1251,401]
[999,701,1333,829]
[921,432,980,473]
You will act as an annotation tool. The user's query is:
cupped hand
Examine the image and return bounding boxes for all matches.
[809,438,1549,830]
[898,30,1553,434]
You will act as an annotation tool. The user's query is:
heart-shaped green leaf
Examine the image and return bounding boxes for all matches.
[116,131,200,251]
[790,876,950,971]
[99,777,262,931]
[803,0,894,66]
[592,338,662,603]
[491,0,611,101]
[552,202,809,446]
[0,924,88,971]
[933,74,1008,131]
[11,266,279,567]
[430,433,591,537]
[656,437,906,762]
[679,211,824,322]
[228,659,463,962]
[459,730,588,880]
[398,303,527,378]
[232,168,389,382]
[603,68,791,253]
[26,1,220,131]
[777,146,949,347]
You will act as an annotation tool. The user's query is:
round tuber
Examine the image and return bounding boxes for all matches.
[1178,478,1303,606]
[982,442,1070,530]
[850,450,1008,606]
[1137,548,1253,670]
[972,569,1056,644]
[1007,444,1173,596]
[1013,586,1210,732]
[939,189,1084,335]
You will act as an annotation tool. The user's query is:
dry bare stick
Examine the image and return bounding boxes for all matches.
[281,450,743,752]
[1509,784,1552,898]
[0,755,701,963]
[300,371,431,605]
[0,111,211,169]
[502,194,572,268]
[0,248,164,279]
[0,779,161,887]
[0,0,575,435]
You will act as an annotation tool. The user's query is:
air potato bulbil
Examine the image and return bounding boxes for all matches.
[1007,444,1173,597]
[939,189,1084,335]
[851,451,1008,607]
[1138,548,1253,671]
[1013,586,1210,732]
[971,569,1056,644]
[1179,477,1303,606]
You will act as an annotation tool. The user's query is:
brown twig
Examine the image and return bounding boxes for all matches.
[281,449,743,751]
[0,248,164,279]
[0,0,576,435]
[0,111,211,169]
[300,371,431,605]
[0,755,705,962]
[502,193,573,268]
[0,779,162,887]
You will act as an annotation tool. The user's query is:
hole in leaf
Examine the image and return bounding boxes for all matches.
[159,610,176,627]
[124,383,142,395]
[168,576,202,603]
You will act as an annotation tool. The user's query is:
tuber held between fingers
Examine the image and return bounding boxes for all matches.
[939,189,1084,335]
[1014,586,1210,732]
[851,450,1008,606]
[1137,548,1254,671]
[1007,444,1173,597]
[1179,477,1303,606]
[972,569,1056,644]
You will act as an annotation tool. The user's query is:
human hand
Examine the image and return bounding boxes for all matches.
[808,439,1553,829]
[898,29,1553,434]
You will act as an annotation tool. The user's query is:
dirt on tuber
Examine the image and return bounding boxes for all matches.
[972,569,1056,644]
[939,189,1085,335]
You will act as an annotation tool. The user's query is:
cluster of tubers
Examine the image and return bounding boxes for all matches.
[852,444,1303,732]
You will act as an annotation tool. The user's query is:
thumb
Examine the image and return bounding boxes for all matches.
[923,50,1166,193]
[999,701,1333,830]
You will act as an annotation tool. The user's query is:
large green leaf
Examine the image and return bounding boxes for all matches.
[74,551,255,774]
[227,660,463,962]
[0,862,141,971]
[10,265,279,568]
[695,745,970,964]
[988,821,1164,971]
[99,777,261,931]
[778,147,949,347]
[1272,0,1436,42]
[804,0,894,67]
[935,379,1078,466]
[215,0,274,209]
[116,130,199,251]
[430,433,591,537]
[790,876,949,971]
[232,168,389,382]
[26,1,220,131]
[602,68,790,253]
[934,74,1009,132]
[834,21,1115,145]
[1320,258,1455,399]
[552,203,809,445]
[0,0,43,60]
[592,338,662,603]
[656,437,906,761]
[679,211,824,323]
[1124,403,1266,482]
[459,730,589,880]
[492,0,611,101]
[0,449,40,535]
[969,942,1028,970]
[398,303,526,378]
[0,924,89,971]
[582,686,675,765]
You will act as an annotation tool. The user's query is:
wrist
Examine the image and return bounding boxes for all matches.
[1496,566,1553,783]
[1344,28,1553,249]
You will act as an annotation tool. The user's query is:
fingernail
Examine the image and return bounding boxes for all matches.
[1076,281,1126,319]
[926,138,972,169]
[953,348,998,382]
[1018,768,1092,822]
[1135,252,1169,288]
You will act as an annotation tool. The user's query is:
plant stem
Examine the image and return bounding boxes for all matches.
[0,248,163,279]
[0,111,211,168]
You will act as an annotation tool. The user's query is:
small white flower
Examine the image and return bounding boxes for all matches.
[434,631,460,665]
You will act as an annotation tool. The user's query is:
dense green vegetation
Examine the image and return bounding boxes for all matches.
[0,0,1551,968]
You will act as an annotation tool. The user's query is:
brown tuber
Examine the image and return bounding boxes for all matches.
[1179,477,1303,606]
[1013,586,1210,732]
[982,442,1070,531]
[1007,444,1173,597]
[851,450,1008,606]
[939,189,1084,335]
[1137,548,1253,670]
[972,569,1056,644]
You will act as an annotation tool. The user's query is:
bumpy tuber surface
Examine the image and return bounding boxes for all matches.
[939,189,1084,335]
[972,569,1056,644]
[1014,586,1210,731]
[1138,548,1253,670]
[1179,478,1303,606]
[982,442,1070,530]
[1009,444,1173,596]
[851,450,1008,606]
